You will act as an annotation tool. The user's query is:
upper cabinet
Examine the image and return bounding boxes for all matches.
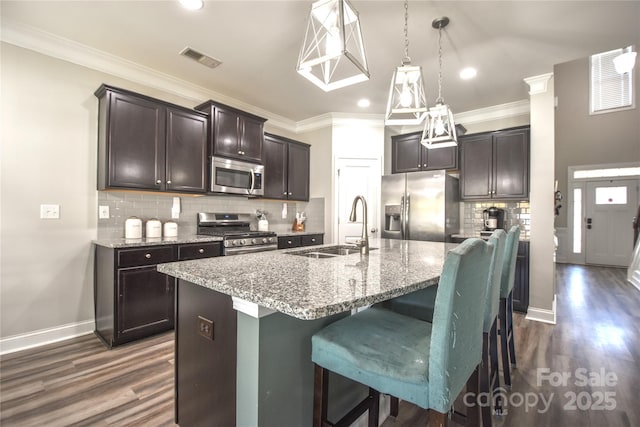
[263,133,310,201]
[391,131,457,174]
[459,127,530,200]
[96,85,208,193]
[195,101,266,164]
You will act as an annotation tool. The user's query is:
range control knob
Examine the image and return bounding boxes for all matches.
[262,238,268,244]
[240,239,246,245]
[252,239,258,244]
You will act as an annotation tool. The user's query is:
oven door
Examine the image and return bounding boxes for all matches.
[211,157,264,196]
[224,243,278,256]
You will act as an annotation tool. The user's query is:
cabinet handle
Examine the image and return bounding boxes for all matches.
[288,192,292,196]
[156,180,162,184]
[311,238,316,242]
[167,180,172,184]
[288,240,292,244]
[238,150,245,155]
[198,248,205,253]
[283,192,288,195]
[423,164,427,167]
[145,253,151,259]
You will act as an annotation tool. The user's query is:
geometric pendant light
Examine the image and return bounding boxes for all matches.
[385,0,428,125]
[297,0,369,91]
[421,17,458,149]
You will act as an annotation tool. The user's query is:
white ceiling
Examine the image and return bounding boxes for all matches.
[2,1,639,123]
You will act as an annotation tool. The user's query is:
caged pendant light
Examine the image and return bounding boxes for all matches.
[421,17,458,149]
[297,0,369,91]
[385,0,428,125]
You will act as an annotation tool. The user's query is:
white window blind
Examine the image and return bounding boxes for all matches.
[590,46,634,114]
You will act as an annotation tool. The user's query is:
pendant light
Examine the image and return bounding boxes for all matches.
[385,0,427,125]
[297,0,369,92]
[421,17,458,149]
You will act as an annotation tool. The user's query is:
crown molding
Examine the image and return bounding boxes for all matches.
[295,112,386,133]
[524,73,554,95]
[452,99,531,126]
[0,19,297,132]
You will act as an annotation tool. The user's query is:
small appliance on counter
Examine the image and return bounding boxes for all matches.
[124,217,142,239]
[481,207,505,236]
[163,221,178,237]
[146,219,162,238]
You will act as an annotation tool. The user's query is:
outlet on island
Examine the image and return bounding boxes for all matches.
[198,315,214,341]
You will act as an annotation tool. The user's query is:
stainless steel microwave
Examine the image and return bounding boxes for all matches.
[210,156,264,196]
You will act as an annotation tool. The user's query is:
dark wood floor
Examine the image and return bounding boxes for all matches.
[1,264,639,426]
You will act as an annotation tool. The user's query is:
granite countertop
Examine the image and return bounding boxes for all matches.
[93,234,223,248]
[157,238,456,320]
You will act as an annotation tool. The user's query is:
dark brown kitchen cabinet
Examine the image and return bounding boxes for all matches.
[263,133,310,201]
[391,131,457,174]
[512,241,530,313]
[277,233,323,249]
[195,101,266,164]
[460,127,529,200]
[94,241,223,348]
[96,84,208,193]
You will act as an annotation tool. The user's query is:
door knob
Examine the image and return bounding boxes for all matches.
[370,228,377,233]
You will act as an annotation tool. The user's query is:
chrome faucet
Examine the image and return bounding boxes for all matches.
[349,195,369,255]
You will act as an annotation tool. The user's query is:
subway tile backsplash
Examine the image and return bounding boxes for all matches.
[461,201,531,240]
[97,191,324,239]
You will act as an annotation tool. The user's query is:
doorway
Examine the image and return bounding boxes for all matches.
[335,158,381,244]
[585,179,639,266]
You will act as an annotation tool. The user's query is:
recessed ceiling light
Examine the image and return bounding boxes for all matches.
[459,67,477,80]
[179,0,203,11]
[357,98,370,108]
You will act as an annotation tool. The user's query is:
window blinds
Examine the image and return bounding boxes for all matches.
[590,46,634,114]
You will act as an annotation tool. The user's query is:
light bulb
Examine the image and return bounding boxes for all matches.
[400,85,413,107]
[434,117,446,136]
[326,26,342,57]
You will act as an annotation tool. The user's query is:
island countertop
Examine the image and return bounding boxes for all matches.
[157,238,457,320]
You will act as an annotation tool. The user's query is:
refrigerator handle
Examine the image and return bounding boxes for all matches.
[400,195,405,240]
[405,193,410,240]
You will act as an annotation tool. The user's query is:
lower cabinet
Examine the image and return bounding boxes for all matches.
[451,237,529,313]
[277,233,324,249]
[94,241,222,347]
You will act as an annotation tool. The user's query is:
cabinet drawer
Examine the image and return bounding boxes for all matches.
[178,242,222,260]
[278,236,302,249]
[117,246,177,268]
[302,234,323,246]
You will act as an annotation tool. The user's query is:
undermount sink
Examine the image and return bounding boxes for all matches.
[286,245,377,258]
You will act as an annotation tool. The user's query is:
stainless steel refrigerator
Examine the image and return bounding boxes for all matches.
[381,170,460,242]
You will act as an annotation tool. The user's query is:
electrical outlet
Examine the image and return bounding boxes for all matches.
[99,205,110,219]
[198,316,214,341]
[40,204,60,219]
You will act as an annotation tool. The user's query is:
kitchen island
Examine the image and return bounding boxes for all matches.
[158,238,457,427]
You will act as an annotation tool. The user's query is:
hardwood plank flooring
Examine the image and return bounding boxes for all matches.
[1,264,639,426]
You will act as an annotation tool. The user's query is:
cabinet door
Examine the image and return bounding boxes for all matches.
[263,134,288,199]
[423,145,457,170]
[239,116,264,163]
[460,133,493,200]
[116,266,175,343]
[392,132,422,173]
[166,108,208,193]
[301,234,323,246]
[493,129,529,200]
[213,107,241,159]
[287,142,310,201]
[106,91,165,190]
[278,236,302,249]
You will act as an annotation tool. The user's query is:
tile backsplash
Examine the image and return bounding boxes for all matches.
[97,191,324,239]
[461,201,531,240]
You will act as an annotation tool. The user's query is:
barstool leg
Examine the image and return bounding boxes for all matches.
[489,321,502,416]
[507,291,517,367]
[390,396,399,418]
[480,332,492,427]
[313,364,328,427]
[499,297,512,387]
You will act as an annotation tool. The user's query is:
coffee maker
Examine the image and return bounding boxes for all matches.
[483,207,505,231]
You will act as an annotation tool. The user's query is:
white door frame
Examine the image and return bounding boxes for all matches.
[567,162,640,265]
[333,157,382,245]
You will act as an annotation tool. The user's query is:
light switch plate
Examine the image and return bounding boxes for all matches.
[99,205,110,219]
[40,204,60,219]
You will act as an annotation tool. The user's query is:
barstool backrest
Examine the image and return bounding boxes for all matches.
[428,238,493,413]
[500,225,521,298]
[484,229,506,332]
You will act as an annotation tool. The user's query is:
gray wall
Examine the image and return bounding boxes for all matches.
[554,55,640,227]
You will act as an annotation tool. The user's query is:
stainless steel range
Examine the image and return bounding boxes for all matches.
[197,213,278,256]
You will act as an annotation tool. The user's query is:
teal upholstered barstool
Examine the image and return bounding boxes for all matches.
[311,238,493,427]
[384,230,507,425]
[499,225,521,387]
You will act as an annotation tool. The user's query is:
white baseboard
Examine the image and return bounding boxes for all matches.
[0,320,94,355]
[525,296,557,325]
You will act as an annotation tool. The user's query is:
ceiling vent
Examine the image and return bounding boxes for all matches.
[179,47,222,69]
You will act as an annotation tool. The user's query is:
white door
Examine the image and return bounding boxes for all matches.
[585,179,639,266]
[335,158,381,245]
